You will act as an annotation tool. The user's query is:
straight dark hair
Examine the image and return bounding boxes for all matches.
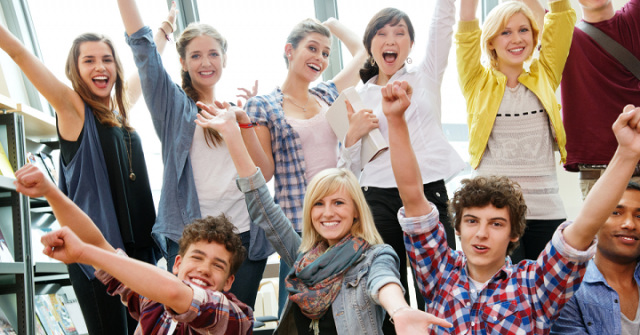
[360,8,415,83]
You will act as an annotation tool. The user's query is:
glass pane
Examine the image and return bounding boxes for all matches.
[27,0,182,205]
[196,0,316,101]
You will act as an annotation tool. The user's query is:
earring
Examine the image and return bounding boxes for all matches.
[370,57,376,66]
[406,57,412,64]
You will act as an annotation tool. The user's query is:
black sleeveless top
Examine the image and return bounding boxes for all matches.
[58,114,156,252]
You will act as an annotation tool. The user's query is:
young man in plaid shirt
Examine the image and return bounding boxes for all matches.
[12,165,253,335]
[381,80,640,334]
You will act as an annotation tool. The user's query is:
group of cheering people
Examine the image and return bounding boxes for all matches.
[1,0,639,333]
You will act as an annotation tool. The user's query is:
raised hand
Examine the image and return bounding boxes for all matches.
[381,81,413,119]
[392,308,453,335]
[195,101,239,134]
[41,227,87,265]
[344,100,379,147]
[236,80,258,102]
[613,104,640,158]
[165,1,179,31]
[13,163,55,198]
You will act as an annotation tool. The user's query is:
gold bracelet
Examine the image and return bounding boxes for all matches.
[389,306,412,324]
[162,20,176,33]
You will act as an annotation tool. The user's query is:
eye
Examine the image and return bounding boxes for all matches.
[104,58,113,63]
[397,32,405,36]
[214,263,224,269]
[491,221,503,227]
[191,54,200,59]
[191,255,203,260]
[465,218,477,225]
[501,31,510,36]
[613,211,621,215]
[210,52,219,57]
[314,201,323,206]
[520,28,529,33]
[323,52,329,58]
[84,59,93,63]
[309,46,316,52]
[377,32,385,36]
[334,200,344,206]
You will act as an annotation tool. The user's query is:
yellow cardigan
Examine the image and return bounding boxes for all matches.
[455,0,576,169]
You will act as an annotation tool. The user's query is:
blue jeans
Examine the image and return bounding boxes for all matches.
[164,232,267,309]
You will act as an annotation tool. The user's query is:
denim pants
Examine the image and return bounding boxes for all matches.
[68,246,157,335]
[164,231,267,308]
[363,180,453,335]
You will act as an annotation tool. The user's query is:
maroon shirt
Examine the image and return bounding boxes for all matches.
[561,0,640,171]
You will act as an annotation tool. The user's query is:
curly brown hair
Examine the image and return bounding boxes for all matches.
[177,214,246,276]
[449,176,527,255]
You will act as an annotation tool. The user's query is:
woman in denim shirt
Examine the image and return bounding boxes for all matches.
[195,104,452,335]
[117,0,272,308]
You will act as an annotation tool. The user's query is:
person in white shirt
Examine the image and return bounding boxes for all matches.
[339,2,465,333]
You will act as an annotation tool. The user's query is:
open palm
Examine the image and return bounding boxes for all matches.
[194,101,238,134]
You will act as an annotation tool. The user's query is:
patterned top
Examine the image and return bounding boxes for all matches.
[95,251,253,335]
[399,203,596,335]
[245,82,339,231]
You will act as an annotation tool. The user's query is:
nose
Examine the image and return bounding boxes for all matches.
[322,204,335,218]
[621,214,637,230]
[475,223,489,239]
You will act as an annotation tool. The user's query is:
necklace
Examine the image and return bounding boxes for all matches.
[125,129,136,181]
[285,93,311,112]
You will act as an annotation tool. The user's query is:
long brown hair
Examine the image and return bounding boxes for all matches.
[360,8,415,84]
[177,23,228,147]
[65,33,131,130]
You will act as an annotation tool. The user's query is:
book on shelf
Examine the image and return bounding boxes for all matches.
[0,225,14,263]
[27,151,57,186]
[31,228,59,264]
[35,313,47,335]
[0,307,17,335]
[34,295,65,335]
[0,142,14,179]
[325,87,388,168]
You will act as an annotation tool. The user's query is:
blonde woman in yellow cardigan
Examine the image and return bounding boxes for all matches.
[456,0,575,263]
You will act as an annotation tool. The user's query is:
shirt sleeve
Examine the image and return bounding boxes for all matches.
[166,282,253,333]
[537,0,577,90]
[398,203,457,304]
[245,96,270,127]
[455,19,485,102]
[367,245,404,305]
[419,0,456,85]
[337,136,362,178]
[311,81,339,104]
[549,294,590,335]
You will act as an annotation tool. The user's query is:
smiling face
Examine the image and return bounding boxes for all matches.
[77,41,117,104]
[597,189,640,264]
[172,240,235,292]
[457,205,519,280]
[489,13,534,72]
[286,32,331,83]
[180,35,226,91]
[370,19,413,81]
[310,187,358,246]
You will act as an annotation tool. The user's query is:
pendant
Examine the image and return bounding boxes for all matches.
[129,172,136,181]
[302,107,306,112]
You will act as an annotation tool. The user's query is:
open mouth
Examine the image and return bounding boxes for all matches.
[508,47,525,55]
[199,71,215,78]
[321,221,340,227]
[472,245,489,252]
[307,63,321,72]
[616,235,640,244]
[383,51,397,64]
[189,276,211,289]
[92,75,109,89]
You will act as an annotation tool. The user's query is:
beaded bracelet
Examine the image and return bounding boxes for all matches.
[158,27,172,42]
[389,306,412,324]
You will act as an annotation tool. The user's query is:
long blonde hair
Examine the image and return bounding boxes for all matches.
[65,33,131,130]
[481,2,540,70]
[299,168,383,253]
[176,23,228,147]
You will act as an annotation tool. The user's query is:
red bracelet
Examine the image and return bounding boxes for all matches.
[158,27,172,42]
[238,122,254,129]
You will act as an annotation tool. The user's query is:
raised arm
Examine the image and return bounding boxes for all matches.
[563,105,640,250]
[517,0,545,35]
[14,164,113,252]
[0,24,84,138]
[456,0,484,96]
[537,0,576,89]
[117,0,145,36]
[384,81,432,217]
[325,18,367,92]
[460,0,479,21]
[244,98,276,181]
[126,2,178,105]
[420,0,456,84]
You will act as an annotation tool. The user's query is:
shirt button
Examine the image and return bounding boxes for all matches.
[471,322,475,326]
[466,302,471,307]
[470,289,476,293]
[364,186,368,191]
[615,299,619,303]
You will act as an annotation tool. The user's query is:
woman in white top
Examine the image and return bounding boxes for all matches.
[340,3,464,332]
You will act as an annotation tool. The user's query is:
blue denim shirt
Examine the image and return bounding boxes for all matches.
[126,26,273,260]
[550,260,640,334]
[236,168,403,335]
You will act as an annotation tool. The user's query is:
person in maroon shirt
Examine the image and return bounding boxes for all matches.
[533,0,640,198]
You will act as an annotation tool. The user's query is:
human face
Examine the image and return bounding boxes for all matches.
[286,33,331,83]
[172,240,235,292]
[78,41,117,104]
[457,205,519,281]
[489,13,534,72]
[597,189,640,264]
[180,35,226,91]
[370,19,413,81]
[311,188,357,246]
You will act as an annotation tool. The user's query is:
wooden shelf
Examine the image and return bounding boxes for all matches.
[0,262,24,274]
[0,175,15,190]
[8,103,56,140]
[0,94,17,111]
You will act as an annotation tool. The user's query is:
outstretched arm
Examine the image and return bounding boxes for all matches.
[14,164,113,253]
[41,228,194,314]
[563,105,640,250]
[126,2,178,105]
[378,283,452,334]
[383,81,432,217]
[324,18,367,92]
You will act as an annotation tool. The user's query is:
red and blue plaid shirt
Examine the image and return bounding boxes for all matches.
[95,251,253,335]
[399,204,596,335]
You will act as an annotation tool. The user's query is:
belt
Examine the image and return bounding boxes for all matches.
[579,163,640,179]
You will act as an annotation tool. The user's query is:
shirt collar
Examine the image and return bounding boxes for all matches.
[583,259,640,286]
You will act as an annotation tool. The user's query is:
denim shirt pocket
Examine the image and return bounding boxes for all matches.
[481,299,530,334]
[345,267,371,311]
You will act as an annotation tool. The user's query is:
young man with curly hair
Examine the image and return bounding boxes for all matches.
[12,164,253,334]
[381,80,640,334]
